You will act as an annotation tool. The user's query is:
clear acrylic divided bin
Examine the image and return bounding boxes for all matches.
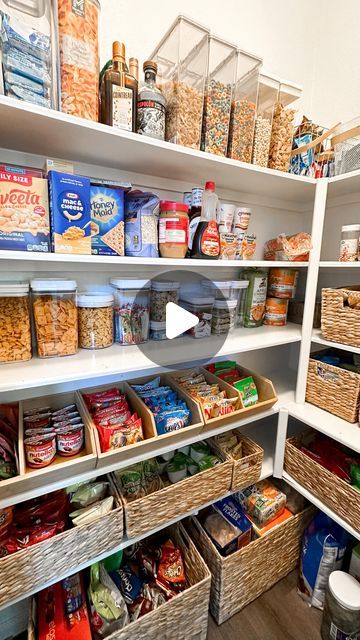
[268,79,302,172]
[333,117,360,175]
[227,49,262,163]
[149,15,209,150]
[201,35,237,157]
[252,72,280,168]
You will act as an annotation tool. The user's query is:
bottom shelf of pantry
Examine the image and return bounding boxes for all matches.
[283,471,360,540]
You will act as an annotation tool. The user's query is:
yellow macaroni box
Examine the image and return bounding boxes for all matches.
[48,171,91,254]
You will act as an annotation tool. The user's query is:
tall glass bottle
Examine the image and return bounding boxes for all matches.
[100,41,137,132]
[129,57,139,83]
[137,60,166,140]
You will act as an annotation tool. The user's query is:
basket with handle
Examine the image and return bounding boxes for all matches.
[212,432,264,490]
[321,286,360,349]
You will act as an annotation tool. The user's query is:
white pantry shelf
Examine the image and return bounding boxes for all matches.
[311,329,360,354]
[319,261,360,268]
[0,95,316,205]
[283,471,360,540]
[288,401,360,453]
[328,168,360,200]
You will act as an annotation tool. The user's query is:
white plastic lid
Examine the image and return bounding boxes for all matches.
[0,282,29,296]
[77,293,114,308]
[151,281,180,291]
[180,294,215,305]
[329,571,360,611]
[214,300,237,309]
[30,279,77,292]
[150,320,166,329]
[110,278,151,290]
[231,280,250,289]
[201,280,232,290]
[342,224,360,232]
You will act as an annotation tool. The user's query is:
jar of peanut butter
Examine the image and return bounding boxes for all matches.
[159,201,189,258]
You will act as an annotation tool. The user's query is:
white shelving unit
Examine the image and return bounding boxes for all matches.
[0,97,359,613]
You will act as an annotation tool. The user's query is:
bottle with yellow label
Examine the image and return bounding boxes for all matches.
[100,41,137,132]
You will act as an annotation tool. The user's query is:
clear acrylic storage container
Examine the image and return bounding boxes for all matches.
[227,49,262,163]
[149,15,209,150]
[77,293,114,350]
[268,79,302,172]
[0,282,31,363]
[201,35,237,156]
[31,279,78,358]
[179,294,214,339]
[252,72,280,168]
[111,278,150,345]
[201,279,232,300]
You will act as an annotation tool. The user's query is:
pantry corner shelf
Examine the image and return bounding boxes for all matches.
[311,329,360,355]
[319,261,360,268]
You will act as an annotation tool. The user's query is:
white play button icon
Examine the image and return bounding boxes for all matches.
[166,302,199,340]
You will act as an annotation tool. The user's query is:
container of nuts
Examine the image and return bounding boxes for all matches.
[31,279,78,358]
[0,282,32,363]
[252,72,280,168]
[150,281,180,322]
[77,293,114,350]
[268,79,302,172]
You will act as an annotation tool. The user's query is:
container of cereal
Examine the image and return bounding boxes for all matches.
[111,279,150,345]
[228,50,262,163]
[150,281,180,321]
[211,300,237,335]
[201,35,237,157]
[201,280,232,300]
[242,269,268,328]
[252,72,280,168]
[31,279,78,358]
[77,293,114,350]
[268,268,298,299]
[149,15,209,149]
[57,0,100,121]
[268,79,302,172]
[0,282,32,363]
[179,294,214,338]
[264,297,288,326]
[150,320,167,341]
[230,280,249,327]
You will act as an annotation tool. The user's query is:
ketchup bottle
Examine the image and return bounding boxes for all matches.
[190,181,220,259]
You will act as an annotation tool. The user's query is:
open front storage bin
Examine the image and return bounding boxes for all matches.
[321,286,360,348]
[150,15,209,150]
[28,522,211,640]
[333,117,360,175]
[77,382,157,467]
[306,350,360,423]
[113,439,232,538]
[0,476,124,608]
[214,432,264,490]
[284,430,360,534]
[187,506,313,625]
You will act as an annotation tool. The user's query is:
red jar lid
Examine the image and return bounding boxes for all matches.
[160,201,189,213]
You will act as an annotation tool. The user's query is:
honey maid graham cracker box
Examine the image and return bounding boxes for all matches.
[90,185,125,255]
[48,171,91,254]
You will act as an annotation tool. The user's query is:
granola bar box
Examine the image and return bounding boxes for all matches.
[48,171,91,254]
[0,166,50,252]
[90,185,124,255]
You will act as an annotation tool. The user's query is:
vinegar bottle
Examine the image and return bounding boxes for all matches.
[191,181,220,259]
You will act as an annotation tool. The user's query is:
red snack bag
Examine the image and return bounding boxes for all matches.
[83,388,123,412]
[157,539,186,589]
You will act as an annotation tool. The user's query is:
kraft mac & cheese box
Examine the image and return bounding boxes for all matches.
[48,171,91,254]
[90,185,124,255]
[0,166,50,252]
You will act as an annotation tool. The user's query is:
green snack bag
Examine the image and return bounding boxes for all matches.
[103,550,123,573]
[234,376,259,407]
[114,463,145,501]
[351,464,360,490]
[190,441,210,462]
[142,459,161,494]
[213,360,237,371]
[198,455,219,472]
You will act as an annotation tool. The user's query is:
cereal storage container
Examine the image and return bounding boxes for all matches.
[227,49,262,163]
[211,299,237,335]
[77,293,114,350]
[31,279,78,358]
[111,278,150,345]
[268,79,302,172]
[0,283,31,363]
[201,280,232,300]
[201,36,237,156]
[179,294,214,338]
[149,15,209,149]
[230,280,249,326]
[252,72,280,167]
[150,281,180,321]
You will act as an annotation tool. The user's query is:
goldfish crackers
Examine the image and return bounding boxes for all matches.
[48,171,91,254]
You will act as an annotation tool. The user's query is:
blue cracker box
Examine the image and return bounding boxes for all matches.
[211,497,252,556]
[48,171,91,255]
[90,186,124,255]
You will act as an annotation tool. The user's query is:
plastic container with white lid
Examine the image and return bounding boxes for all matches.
[179,294,214,339]
[31,279,78,358]
[151,281,180,322]
[0,282,32,363]
[77,293,114,350]
[150,320,167,341]
[201,280,232,300]
[340,224,360,262]
[110,278,150,345]
[321,571,360,640]
[230,280,250,326]
[211,299,237,335]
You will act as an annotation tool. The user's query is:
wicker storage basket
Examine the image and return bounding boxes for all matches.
[306,351,360,423]
[28,523,211,640]
[187,506,314,625]
[284,430,360,534]
[214,432,264,491]
[321,286,360,348]
[114,440,233,538]
[0,476,124,608]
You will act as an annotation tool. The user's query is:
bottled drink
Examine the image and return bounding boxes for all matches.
[129,57,139,82]
[100,41,138,132]
[191,181,220,260]
[137,60,166,140]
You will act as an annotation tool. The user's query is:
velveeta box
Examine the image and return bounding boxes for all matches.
[90,185,124,255]
[48,171,91,254]
[0,167,50,252]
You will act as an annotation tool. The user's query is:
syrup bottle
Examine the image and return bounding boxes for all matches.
[191,181,220,259]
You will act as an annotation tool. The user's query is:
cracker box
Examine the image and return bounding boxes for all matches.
[48,171,91,254]
[0,167,50,252]
[90,185,125,255]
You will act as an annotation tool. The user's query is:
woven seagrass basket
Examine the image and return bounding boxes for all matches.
[214,432,264,491]
[321,286,360,348]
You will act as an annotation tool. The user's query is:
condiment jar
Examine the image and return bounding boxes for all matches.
[150,281,180,322]
[77,293,114,350]
[340,224,360,262]
[321,571,360,640]
[0,282,32,363]
[31,279,78,358]
[159,201,189,258]
[110,278,150,345]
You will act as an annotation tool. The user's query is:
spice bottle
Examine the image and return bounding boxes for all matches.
[100,41,137,132]
[191,181,220,259]
[186,187,203,256]
[137,60,166,140]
